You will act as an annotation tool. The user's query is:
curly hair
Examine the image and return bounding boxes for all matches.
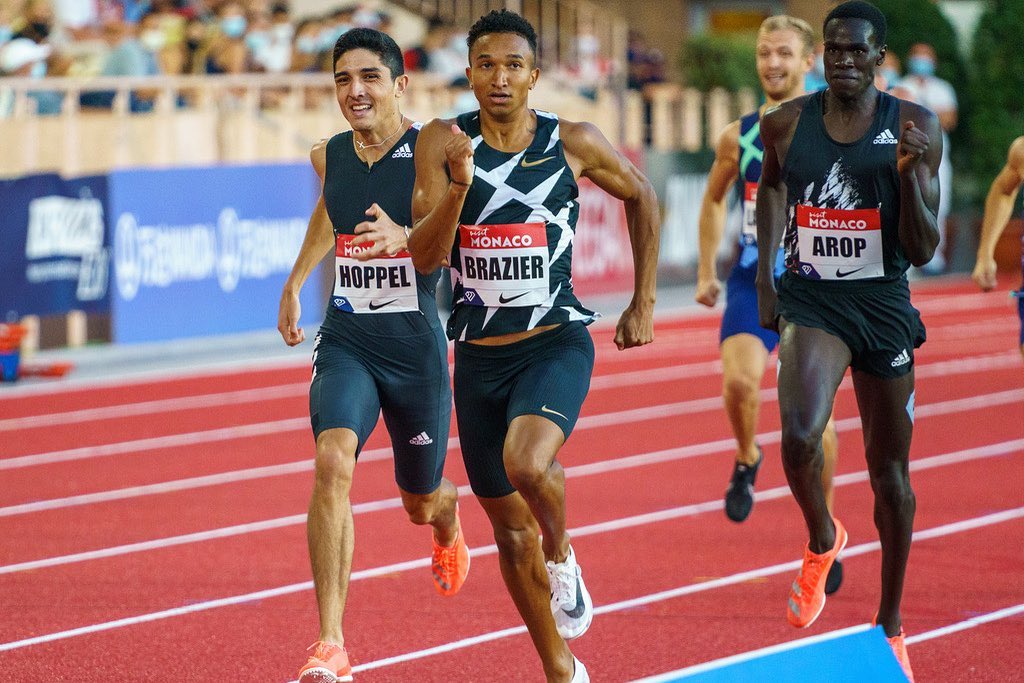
[467,9,538,59]
[824,1,887,47]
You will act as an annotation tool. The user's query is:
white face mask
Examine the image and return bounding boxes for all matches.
[140,30,165,52]
[272,23,294,41]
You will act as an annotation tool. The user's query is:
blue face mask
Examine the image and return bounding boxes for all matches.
[297,36,319,54]
[880,68,898,88]
[221,15,247,39]
[907,55,935,77]
[245,30,267,52]
[0,26,13,45]
[30,60,47,78]
[813,54,825,77]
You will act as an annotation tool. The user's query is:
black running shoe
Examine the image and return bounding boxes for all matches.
[724,447,762,522]
[824,558,843,595]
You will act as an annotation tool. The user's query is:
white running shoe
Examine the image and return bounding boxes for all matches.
[570,656,589,682]
[546,545,594,640]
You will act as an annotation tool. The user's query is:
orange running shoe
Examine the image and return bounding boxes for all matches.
[431,506,470,596]
[786,518,848,628]
[873,615,915,682]
[298,641,353,683]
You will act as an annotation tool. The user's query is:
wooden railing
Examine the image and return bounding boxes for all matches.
[0,73,756,177]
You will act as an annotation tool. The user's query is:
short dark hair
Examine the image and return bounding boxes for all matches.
[824,1,887,46]
[467,9,538,59]
[333,28,404,79]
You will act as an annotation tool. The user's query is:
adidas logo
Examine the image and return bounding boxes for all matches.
[873,129,898,145]
[891,348,910,367]
[392,142,413,158]
[409,431,433,446]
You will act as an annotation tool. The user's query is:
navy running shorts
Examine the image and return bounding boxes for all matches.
[309,325,452,495]
[453,322,595,498]
[721,259,781,351]
[777,272,926,379]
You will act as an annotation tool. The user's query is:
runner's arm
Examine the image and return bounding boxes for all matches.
[564,120,660,348]
[973,136,1024,291]
[278,143,334,345]
[896,104,943,266]
[754,107,792,331]
[408,119,472,274]
[696,120,740,307]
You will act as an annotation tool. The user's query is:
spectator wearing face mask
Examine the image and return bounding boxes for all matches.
[205,1,252,74]
[804,41,827,92]
[897,42,957,273]
[248,1,293,73]
[80,16,160,113]
[290,17,323,73]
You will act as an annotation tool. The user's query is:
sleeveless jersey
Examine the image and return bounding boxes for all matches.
[447,110,597,342]
[736,110,764,249]
[319,123,443,338]
[782,90,908,282]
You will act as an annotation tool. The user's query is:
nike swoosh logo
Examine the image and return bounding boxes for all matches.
[520,155,555,168]
[835,267,865,278]
[562,579,586,618]
[368,299,397,310]
[498,292,529,304]
[540,405,569,421]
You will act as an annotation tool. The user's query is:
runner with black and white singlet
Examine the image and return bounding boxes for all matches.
[408,10,660,682]
[694,18,842,564]
[972,134,1024,361]
[277,28,470,683]
[755,3,941,680]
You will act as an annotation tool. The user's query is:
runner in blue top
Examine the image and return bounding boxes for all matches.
[972,134,1024,361]
[408,10,660,682]
[277,28,470,683]
[696,18,842,559]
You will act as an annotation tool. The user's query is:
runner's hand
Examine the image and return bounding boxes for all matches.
[446,124,475,187]
[614,301,654,350]
[755,279,779,332]
[278,290,304,346]
[351,203,407,259]
[971,255,998,291]
[694,276,722,307]
[897,120,929,175]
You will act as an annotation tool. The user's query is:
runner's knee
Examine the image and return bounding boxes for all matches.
[780,424,823,469]
[401,492,436,525]
[314,434,357,488]
[869,462,915,511]
[492,522,540,564]
[722,371,761,407]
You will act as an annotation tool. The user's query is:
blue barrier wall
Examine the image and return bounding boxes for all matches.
[0,173,111,320]
[107,163,322,343]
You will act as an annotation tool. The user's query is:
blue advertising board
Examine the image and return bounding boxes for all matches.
[107,163,322,343]
[0,173,111,320]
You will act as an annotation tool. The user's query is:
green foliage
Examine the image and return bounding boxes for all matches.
[678,33,759,92]
[969,0,1024,183]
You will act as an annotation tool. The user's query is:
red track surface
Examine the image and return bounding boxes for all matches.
[1,276,1022,682]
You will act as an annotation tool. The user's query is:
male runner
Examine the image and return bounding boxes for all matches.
[695,18,842,594]
[408,10,659,682]
[277,28,469,683]
[756,3,940,679]
[972,135,1024,360]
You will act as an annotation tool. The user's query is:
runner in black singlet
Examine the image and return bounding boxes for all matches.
[408,10,660,682]
[277,29,469,683]
[756,4,941,680]
[972,135,1024,360]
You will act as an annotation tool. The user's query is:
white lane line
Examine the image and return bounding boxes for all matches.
[2,427,1020,614]
[631,623,874,682]
[3,347,1018,472]
[634,602,1024,682]
[905,603,1024,644]
[2,482,1021,656]
[2,385,1020,520]
[348,506,1024,674]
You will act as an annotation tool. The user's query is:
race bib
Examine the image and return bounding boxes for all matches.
[457,223,549,307]
[741,182,758,243]
[796,205,883,280]
[332,234,418,313]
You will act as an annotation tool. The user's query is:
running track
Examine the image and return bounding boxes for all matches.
[1,276,1021,681]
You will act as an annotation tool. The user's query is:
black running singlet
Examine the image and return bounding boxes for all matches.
[446,110,597,342]
[320,123,443,338]
[782,90,908,282]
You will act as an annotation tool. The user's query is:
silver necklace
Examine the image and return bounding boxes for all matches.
[354,116,406,151]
